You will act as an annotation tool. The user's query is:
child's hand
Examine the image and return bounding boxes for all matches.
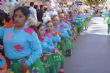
[42,52,51,60]
[55,49,62,56]
[18,63,30,73]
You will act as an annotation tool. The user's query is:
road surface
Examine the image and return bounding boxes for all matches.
[64,17,110,73]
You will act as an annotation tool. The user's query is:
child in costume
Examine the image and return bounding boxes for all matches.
[35,24,56,73]
[45,21,61,46]
[52,15,65,54]
[0,11,12,73]
[71,10,78,40]
[0,53,9,73]
[58,13,74,56]
[0,11,5,56]
[0,6,44,73]
[45,21,64,73]
[59,13,72,36]
[35,23,63,73]
[64,12,72,34]
[36,23,57,54]
[107,14,110,34]
[0,38,9,73]
[63,12,76,41]
[0,9,13,28]
[70,11,77,41]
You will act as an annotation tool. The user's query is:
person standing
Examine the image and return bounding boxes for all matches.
[37,5,44,23]
[29,2,37,25]
[107,13,110,34]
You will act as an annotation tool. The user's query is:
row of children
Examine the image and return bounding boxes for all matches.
[101,8,110,34]
[0,6,92,73]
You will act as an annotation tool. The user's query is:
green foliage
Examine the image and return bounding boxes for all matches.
[82,0,106,5]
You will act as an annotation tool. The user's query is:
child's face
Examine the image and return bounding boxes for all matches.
[65,14,69,20]
[38,26,45,36]
[52,16,59,26]
[13,10,27,27]
[72,11,76,17]
[75,11,78,15]
[46,23,53,32]
[59,14,64,21]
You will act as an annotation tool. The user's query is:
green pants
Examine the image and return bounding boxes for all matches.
[41,54,58,73]
[41,53,65,73]
[108,24,110,34]
[51,53,65,73]
[11,59,45,73]
[72,26,78,40]
[58,37,74,55]
[76,24,84,34]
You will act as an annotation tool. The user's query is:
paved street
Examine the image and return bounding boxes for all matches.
[65,17,110,73]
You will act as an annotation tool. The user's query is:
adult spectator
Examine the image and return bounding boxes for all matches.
[37,5,44,23]
[29,2,37,25]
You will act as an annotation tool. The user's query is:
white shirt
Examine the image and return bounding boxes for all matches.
[29,7,37,21]
[42,11,51,24]
[29,6,38,26]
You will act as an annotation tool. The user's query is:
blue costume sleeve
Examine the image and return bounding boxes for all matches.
[0,27,4,39]
[25,32,42,66]
[65,24,72,35]
[68,30,72,35]
[61,32,69,38]
[63,22,72,35]
[59,27,69,38]
[41,41,55,53]
[52,35,61,43]
[67,27,72,35]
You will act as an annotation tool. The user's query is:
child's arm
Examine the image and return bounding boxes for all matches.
[52,35,61,43]
[41,41,56,53]
[25,32,42,66]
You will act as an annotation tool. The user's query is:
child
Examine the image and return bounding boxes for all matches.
[45,21,64,73]
[59,13,72,36]
[0,11,12,73]
[107,14,110,34]
[45,21,61,46]
[0,39,9,73]
[34,23,53,73]
[0,6,43,73]
[35,23,63,73]
[58,13,74,56]
[35,24,57,53]
[64,12,72,31]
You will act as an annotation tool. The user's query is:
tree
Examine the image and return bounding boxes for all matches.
[82,0,106,6]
